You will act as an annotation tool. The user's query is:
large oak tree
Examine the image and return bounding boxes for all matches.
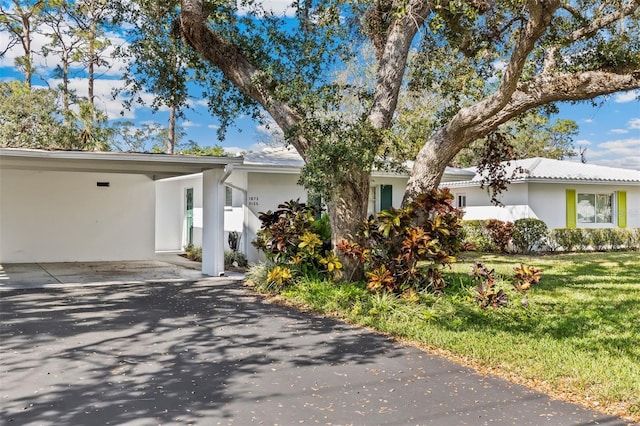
[136,0,640,278]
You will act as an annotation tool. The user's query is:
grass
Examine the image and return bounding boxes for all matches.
[250,251,640,421]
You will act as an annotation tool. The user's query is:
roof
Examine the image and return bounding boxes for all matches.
[239,146,476,179]
[444,157,640,187]
[0,148,243,180]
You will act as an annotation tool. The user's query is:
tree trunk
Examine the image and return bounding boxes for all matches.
[168,105,176,154]
[326,170,370,282]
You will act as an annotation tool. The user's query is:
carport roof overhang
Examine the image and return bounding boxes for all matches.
[0,148,244,180]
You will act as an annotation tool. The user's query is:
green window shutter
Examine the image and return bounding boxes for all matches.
[618,191,627,228]
[566,189,576,228]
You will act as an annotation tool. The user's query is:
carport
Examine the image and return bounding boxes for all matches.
[0,148,242,276]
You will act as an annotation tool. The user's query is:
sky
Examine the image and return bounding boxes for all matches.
[1,1,639,170]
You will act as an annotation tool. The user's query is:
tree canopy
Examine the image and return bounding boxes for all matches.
[165,0,639,277]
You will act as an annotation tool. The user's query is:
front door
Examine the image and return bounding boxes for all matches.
[185,188,194,246]
[380,185,393,211]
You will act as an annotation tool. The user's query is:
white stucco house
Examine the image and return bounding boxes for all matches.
[445,157,640,229]
[155,147,470,263]
[3,147,638,274]
[0,148,242,276]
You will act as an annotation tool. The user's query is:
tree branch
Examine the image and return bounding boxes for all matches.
[566,0,640,43]
[368,0,433,129]
[178,0,308,154]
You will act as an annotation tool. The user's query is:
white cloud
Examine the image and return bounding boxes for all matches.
[208,124,220,130]
[583,118,593,124]
[221,146,246,156]
[610,129,629,134]
[628,118,640,129]
[237,0,296,17]
[614,90,640,103]
[596,138,640,156]
[575,139,591,146]
[592,157,640,171]
[182,120,200,128]
[1,26,128,77]
[188,99,209,108]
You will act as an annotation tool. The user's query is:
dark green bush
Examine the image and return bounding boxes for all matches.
[310,213,332,243]
[461,220,493,252]
[548,228,581,252]
[603,228,625,251]
[587,228,607,251]
[512,218,548,253]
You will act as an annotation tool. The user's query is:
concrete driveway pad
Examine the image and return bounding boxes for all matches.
[0,280,634,425]
[0,261,208,290]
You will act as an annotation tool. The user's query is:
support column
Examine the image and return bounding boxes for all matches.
[202,168,225,276]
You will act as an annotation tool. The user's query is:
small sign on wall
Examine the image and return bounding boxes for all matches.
[248,195,259,207]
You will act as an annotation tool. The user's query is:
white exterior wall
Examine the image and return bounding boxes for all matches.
[529,183,640,229]
[0,169,155,263]
[447,183,534,222]
[368,176,409,214]
[155,174,203,251]
[244,172,308,263]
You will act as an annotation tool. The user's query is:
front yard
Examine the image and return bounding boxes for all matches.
[255,251,640,421]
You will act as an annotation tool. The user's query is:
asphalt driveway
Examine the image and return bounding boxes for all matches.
[0,279,633,425]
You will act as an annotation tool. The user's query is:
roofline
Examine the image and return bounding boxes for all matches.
[442,177,640,188]
[0,148,243,166]
[236,165,303,174]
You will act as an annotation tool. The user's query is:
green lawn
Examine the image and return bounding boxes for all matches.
[264,251,640,421]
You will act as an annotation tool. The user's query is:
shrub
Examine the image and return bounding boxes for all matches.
[310,213,332,243]
[603,228,626,251]
[486,219,514,253]
[461,220,493,252]
[512,218,548,253]
[573,228,590,251]
[339,189,466,295]
[253,199,341,282]
[549,228,577,252]
[587,228,607,251]
[626,228,640,250]
[224,250,248,268]
[544,230,561,252]
[183,244,202,262]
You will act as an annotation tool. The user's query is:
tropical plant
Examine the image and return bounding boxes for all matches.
[253,199,341,282]
[470,262,508,309]
[486,219,514,253]
[512,264,543,293]
[339,189,466,294]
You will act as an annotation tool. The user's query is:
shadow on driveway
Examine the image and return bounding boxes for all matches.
[0,280,633,425]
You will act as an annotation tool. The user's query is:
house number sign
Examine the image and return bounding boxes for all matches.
[248,196,260,207]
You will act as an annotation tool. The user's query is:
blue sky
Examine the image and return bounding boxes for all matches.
[1,1,638,170]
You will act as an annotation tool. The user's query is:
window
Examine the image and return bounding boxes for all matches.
[225,186,233,207]
[577,193,612,224]
[457,194,467,208]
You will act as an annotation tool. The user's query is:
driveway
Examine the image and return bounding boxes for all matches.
[0,257,218,291]
[0,279,633,425]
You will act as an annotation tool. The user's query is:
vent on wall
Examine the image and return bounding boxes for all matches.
[97,182,110,187]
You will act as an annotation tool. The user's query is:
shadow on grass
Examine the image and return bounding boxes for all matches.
[440,254,640,361]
